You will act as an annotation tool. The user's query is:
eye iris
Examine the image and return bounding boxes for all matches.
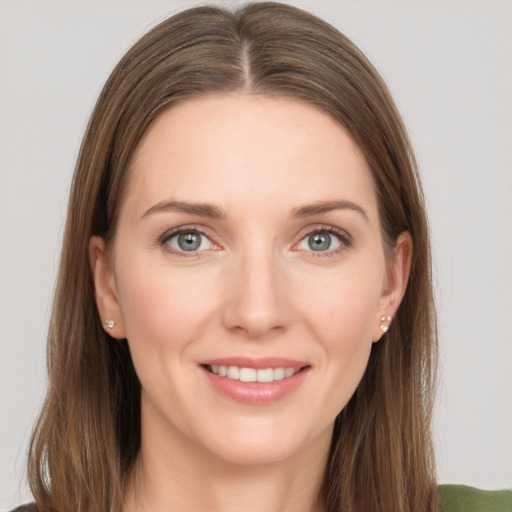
[178,232,201,251]
[308,233,331,251]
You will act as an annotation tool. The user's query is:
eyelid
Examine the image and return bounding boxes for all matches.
[157,223,352,257]
[293,224,353,255]
[159,225,221,256]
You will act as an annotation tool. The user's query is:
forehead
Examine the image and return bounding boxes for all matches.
[124,93,378,220]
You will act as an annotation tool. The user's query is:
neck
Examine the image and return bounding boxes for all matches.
[124,411,330,512]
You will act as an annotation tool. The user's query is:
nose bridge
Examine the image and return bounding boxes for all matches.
[222,237,289,338]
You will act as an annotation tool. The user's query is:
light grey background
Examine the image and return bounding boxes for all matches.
[1,0,511,509]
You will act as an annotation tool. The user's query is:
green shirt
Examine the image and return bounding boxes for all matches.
[439,485,512,512]
[11,485,512,511]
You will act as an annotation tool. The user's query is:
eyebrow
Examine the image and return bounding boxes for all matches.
[141,200,227,220]
[291,200,368,221]
[141,198,368,221]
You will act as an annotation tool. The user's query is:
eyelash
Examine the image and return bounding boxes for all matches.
[158,224,352,258]
[298,225,353,257]
[159,226,215,258]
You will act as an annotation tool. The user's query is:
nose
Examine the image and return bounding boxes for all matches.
[221,249,291,339]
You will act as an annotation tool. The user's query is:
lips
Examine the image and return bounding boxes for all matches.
[206,364,299,382]
[200,357,310,404]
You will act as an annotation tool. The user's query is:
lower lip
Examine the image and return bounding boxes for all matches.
[201,366,310,405]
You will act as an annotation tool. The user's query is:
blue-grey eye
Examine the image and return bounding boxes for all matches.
[298,231,343,252]
[167,231,213,252]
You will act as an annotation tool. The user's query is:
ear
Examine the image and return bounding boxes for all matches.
[372,231,413,342]
[89,236,126,339]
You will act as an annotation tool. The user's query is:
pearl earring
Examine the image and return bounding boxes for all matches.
[379,316,392,333]
[105,319,115,329]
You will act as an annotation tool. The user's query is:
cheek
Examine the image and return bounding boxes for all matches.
[114,260,223,420]
[115,258,220,356]
[300,266,383,345]
[296,265,383,405]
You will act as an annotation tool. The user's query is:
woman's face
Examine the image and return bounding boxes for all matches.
[91,94,410,467]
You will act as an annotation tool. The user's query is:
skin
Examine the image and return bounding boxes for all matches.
[90,94,411,512]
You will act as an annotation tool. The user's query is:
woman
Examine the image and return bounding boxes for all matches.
[12,3,511,512]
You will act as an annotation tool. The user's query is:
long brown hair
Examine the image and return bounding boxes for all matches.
[27,3,437,511]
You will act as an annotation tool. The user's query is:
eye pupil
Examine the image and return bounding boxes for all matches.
[308,233,331,251]
[178,232,201,251]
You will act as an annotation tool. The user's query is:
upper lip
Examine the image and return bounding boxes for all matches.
[200,357,309,370]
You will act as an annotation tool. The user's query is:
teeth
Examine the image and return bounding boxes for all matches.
[284,368,295,378]
[227,366,240,379]
[208,365,300,382]
[239,367,257,382]
[273,367,285,380]
[256,368,273,383]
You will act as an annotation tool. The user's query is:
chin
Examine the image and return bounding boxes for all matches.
[191,415,333,468]
[203,436,307,467]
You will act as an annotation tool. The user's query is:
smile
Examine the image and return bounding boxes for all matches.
[206,365,300,382]
[200,358,310,404]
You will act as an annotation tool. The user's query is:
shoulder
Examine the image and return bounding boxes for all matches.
[439,484,512,512]
[8,505,37,512]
